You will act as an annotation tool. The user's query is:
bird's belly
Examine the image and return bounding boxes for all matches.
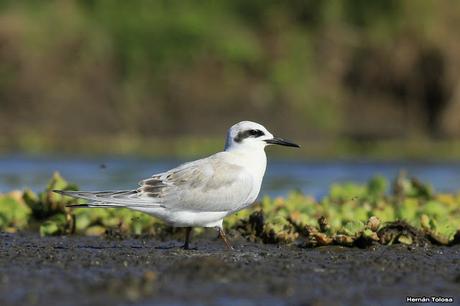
[133,207,227,227]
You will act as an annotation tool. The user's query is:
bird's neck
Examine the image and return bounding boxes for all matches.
[226,146,267,177]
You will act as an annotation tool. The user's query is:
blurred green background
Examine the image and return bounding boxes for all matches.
[1,0,460,158]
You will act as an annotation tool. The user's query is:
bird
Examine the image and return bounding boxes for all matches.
[54,121,300,249]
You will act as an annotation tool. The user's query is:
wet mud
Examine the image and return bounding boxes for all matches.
[0,232,459,306]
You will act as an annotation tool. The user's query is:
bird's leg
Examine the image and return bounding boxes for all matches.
[182,227,192,250]
[216,227,234,250]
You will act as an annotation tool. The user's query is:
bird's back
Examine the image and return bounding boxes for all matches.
[60,151,265,214]
[138,151,261,212]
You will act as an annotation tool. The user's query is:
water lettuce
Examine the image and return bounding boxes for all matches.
[0,172,458,246]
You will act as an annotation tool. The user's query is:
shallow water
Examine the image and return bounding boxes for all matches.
[2,154,460,197]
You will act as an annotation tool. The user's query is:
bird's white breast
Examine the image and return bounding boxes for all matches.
[225,147,267,211]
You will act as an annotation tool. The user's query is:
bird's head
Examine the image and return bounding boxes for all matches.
[224,121,300,151]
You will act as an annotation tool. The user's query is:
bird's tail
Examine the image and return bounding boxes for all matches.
[53,189,155,208]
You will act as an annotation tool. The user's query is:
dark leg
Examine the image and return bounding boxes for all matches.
[217,227,234,250]
[183,227,192,250]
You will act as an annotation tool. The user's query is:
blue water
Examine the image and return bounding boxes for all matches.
[1,155,460,198]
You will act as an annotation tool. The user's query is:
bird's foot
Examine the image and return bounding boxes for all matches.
[216,227,234,250]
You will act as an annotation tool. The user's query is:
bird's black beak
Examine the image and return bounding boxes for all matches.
[265,137,300,148]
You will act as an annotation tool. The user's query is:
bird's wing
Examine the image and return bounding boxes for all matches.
[54,189,163,208]
[137,153,255,212]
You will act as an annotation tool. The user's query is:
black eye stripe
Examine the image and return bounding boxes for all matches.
[234,129,265,143]
[250,129,264,137]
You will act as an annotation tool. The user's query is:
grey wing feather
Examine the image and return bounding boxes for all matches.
[57,152,254,212]
[138,153,255,212]
[54,190,163,208]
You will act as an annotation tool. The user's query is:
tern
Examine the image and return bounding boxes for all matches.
[54,121,299,249]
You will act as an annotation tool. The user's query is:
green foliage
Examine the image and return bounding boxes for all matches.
[230,174,459,246]
[40,214,67,236]
[0,194,31,231]
[72,207,165,236]
[3,0,458,156]
[0,173,459,246]
[24,172,79,220]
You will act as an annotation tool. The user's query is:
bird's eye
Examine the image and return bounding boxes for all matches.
[249,129,264,137]
[233,129,265,143]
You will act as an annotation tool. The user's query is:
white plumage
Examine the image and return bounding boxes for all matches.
[55,121,299,249]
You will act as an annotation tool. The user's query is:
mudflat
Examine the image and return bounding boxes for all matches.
[0,233,459,306]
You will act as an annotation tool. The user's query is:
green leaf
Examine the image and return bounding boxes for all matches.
[422,201,449,219]
[398,198,418,221]
[85,225,106,236]
[367,175,388,197]
[39,214,67,236]
[0,196,31,229]
[341,221,365,236]
[398,235,413,245]
[329,183,366,201]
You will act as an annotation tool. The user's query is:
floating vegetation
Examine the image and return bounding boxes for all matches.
[0,172,459,247]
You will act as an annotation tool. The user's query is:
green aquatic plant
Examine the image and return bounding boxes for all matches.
[0,192,31,232]
[0,172,459,246]
[226,172,459,246]
[21,172,79,236]
[23,172,79,218]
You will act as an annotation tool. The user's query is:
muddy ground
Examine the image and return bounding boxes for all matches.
[0,232,459,306]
